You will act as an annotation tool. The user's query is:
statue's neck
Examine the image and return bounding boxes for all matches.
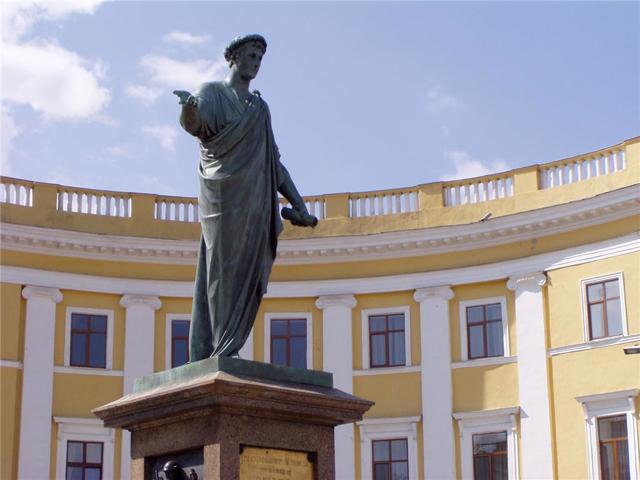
[226,70,251,96]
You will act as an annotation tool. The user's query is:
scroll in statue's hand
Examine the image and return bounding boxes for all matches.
[173,90,197,107]
[281,207,318,228]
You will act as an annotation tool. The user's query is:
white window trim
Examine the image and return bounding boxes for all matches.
[361,306,412,370]
[64,307,114,370]
[453,407,520,480]
[263,312,313,369]
[54,416,114,480]
[357,416,420,480]
[580,272,628,342]
[458,296,510,362]
[165,313,190,370]
[576,389,639,480]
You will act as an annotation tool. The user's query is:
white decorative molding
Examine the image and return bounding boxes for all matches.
[0,359,23,369]
[54,366,124,377]
[315,294,357,310]
[119,294,161,310]
[64,307,115,370]
[54,416,115,480]
[1,233,638,299]
[2,184,638,265]
[165,313,191,370]
[549,334,640,356]
[458,296,510,362]
[453,407,520,480]
[580,271,628,342]
[263,312,313,369]
[451,355,517,369]
[576,389,639,480]
[357,416,421,480]
[360,306,411,370]
[22,285,62,303]
[352,365,421,376]
[507,272,547,292]
[413,285,455,302]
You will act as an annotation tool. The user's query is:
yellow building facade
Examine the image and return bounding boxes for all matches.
[1,137,639,480]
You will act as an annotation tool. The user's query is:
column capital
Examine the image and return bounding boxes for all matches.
[315,294,357,310]
[22,286,62,303]
[120,294,161,310]
[507,272,547,292]
[413,286,454,303]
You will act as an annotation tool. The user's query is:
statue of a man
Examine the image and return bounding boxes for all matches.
[174,34,316,361]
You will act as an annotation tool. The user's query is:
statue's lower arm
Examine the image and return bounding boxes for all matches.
[278,165,318,227]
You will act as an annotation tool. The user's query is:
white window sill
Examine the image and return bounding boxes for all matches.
[451,356,517,369]
[549,334,640,356]
[54,366,124,377]
[353,365,421,376]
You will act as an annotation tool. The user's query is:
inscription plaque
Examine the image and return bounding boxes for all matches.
[240,447,314,480]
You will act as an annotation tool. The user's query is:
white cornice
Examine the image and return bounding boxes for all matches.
[1,233,637,298]
[1,185,638,265]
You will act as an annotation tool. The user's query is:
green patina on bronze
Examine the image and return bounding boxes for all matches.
[133,357,333,393]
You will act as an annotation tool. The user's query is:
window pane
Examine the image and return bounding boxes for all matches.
[587,283,604,302]
[90,315,107,333]
[271,320,288,336]
[370,316,386,332]
[390,439,407,461]
[467,306,484,324]
[619,439,630,480]
[371,334,386,366]
[604,279,619,299]
[599,416,627,440]
[172,320,190,337]
[67,441,84,462]
[388,332,405,366]
[391,462,408,480]
[486,303,502,321]
[271,338,287,366]
[70,333,87,366]
[492,453,508,480]
[66,466,83,480]
[469,325,485,358]
[71,314,88,331]
[486,322,504,357]
[373,440,389,461]
[606,299,623,336]
[473,455,490,480]
[374,463,390,480]
[589,304,605,338]
[600,443,615,480]
[86,443,102,463]
[474,432,507,453]
[85,468,101,480]
[290,336,306,369]
[388,314,404,331]
[173,339,188,368]
[289,319,306,336]
[89,333,106,367]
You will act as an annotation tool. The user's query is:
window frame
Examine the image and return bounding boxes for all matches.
[581,272,628,342]
[263,312,312,369]
[472,431,509,480]
[65,440,103,480]
[361,306,412,370]
[371,437,410,480]
[576,389,639,480]
[357,416,420,480]
[453,407,520,480]
[459,297,510,362]
[64,307,114,370]
[165,314,190,370]
[54,417,114,480]
[597,415,628,480]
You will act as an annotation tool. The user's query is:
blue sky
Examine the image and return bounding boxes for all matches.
[2,1,638,197]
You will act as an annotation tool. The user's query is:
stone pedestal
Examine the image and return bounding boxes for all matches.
[93,357,373,480]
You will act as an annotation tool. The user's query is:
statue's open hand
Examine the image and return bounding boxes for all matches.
[173,90,197,107]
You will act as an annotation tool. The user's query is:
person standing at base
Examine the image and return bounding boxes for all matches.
[174,34,316,361]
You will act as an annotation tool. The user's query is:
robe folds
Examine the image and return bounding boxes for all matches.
[188,81,284,360]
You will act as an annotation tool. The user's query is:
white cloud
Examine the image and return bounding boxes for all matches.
[105,144,130,157]
[426,87,464,115]
[125,83,164,105]
[2,40,110,118]
[140,54,227,90]
[163,31,209,45]
[1,108,22,175]
[141,125,178,152]
[439,151,509,181]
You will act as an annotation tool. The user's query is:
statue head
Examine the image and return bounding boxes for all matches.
[224,34,267,68]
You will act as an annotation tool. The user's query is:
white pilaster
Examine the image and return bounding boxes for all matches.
[507,272,554,479]
[316,294,357,480]
[18,286,62,480]
[119,294,161,480]
[414,286,456,480]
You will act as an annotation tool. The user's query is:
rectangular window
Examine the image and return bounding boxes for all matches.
[369,313,406,368]
[171,320,190,368]
[66,440,103,480]
[372,438,409,480]
[473,432,508,480]
[586,279,623,340]
[466,303,504,360]
[598,415,630,480]
[70,313,107,368]
[270,319,306,369]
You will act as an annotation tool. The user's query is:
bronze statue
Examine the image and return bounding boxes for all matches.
[174,34,316,361]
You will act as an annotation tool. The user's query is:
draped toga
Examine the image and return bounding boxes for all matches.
[186,81,284,360]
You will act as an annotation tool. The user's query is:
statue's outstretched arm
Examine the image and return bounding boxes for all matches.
[173,90,202,137]
[278,164,317,227]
